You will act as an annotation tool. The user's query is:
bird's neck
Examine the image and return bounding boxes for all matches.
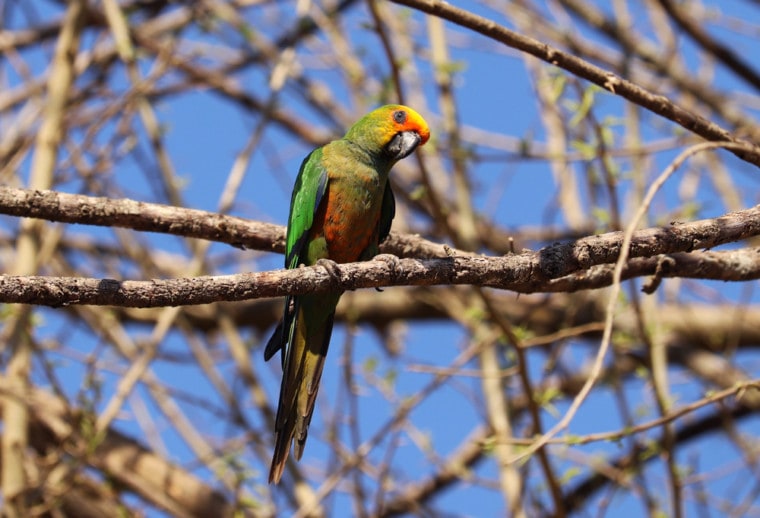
[341,137,396,176]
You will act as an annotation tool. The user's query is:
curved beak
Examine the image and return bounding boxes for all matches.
[386,131,423,160]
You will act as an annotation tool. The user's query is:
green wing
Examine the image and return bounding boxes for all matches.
[264,148,328,363]
[285,148,329,269]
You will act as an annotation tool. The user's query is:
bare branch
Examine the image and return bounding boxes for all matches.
[0,186,285,252]
[0,202,757,307]
[389,0,760,164]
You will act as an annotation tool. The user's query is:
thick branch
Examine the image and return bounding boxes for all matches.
[0,186,453,258]
[1,217,760,307]
[547,248,760,292]
[0,186,285,252]
[2,185,760,285]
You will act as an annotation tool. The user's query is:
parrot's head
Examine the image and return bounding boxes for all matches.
[345,104,430,163]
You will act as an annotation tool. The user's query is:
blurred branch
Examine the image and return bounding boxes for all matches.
[0,375,234,518]
[379,425,489,516]
[2,1,86,515]
[565,370,760,511]
[655,0,760,92]
[563,396,758,514]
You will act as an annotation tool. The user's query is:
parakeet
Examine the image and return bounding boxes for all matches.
[264,104,430,484]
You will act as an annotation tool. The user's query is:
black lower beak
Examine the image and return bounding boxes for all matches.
[386,131,422,160]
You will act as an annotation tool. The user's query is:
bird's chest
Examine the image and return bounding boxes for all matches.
[318,173,384,262]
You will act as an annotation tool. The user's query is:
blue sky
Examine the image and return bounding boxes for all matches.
[6,0,760,516]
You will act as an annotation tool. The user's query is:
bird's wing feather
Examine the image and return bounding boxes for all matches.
[285,148,329,269]
[377,179,396,244]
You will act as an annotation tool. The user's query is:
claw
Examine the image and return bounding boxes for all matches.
[373,253,400,292]
[316,258,341,281]
[373,253,400,267]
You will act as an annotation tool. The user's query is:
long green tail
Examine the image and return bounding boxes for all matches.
[266,293,339,483]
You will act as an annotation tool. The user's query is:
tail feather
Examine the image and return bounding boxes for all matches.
[264,296,296,363]
[267,301,336,484]
[263,319,284,362]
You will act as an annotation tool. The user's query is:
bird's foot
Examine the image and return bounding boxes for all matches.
[316,258,341,282]
[373,254,400,292]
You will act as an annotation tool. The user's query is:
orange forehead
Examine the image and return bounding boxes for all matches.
[387,105,430,145]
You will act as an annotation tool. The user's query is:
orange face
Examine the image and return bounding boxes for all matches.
[386,105,430,146]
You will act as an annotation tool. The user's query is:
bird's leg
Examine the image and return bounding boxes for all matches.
[372,253,400,292]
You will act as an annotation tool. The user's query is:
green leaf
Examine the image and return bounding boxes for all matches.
[568,85,597,127]
[363,355,378,374]
[561,466,582,483]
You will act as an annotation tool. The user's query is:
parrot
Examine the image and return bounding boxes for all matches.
[264,104,430,484]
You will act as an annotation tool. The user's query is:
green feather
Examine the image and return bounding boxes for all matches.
[285,148,329,269]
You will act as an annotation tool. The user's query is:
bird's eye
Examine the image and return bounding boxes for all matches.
[393,110,407,124]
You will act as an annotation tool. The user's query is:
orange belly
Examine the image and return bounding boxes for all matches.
[312,181,380,264]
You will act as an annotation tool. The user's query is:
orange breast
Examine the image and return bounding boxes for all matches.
[326,186,380,263]
[311,179,381,264]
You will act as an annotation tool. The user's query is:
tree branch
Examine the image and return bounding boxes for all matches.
[2,185,760,300]
[8,233,760,307]
[389,0,760,165]
[0,185,285,252]
[655,0,760,92]
[0,185,456,258]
